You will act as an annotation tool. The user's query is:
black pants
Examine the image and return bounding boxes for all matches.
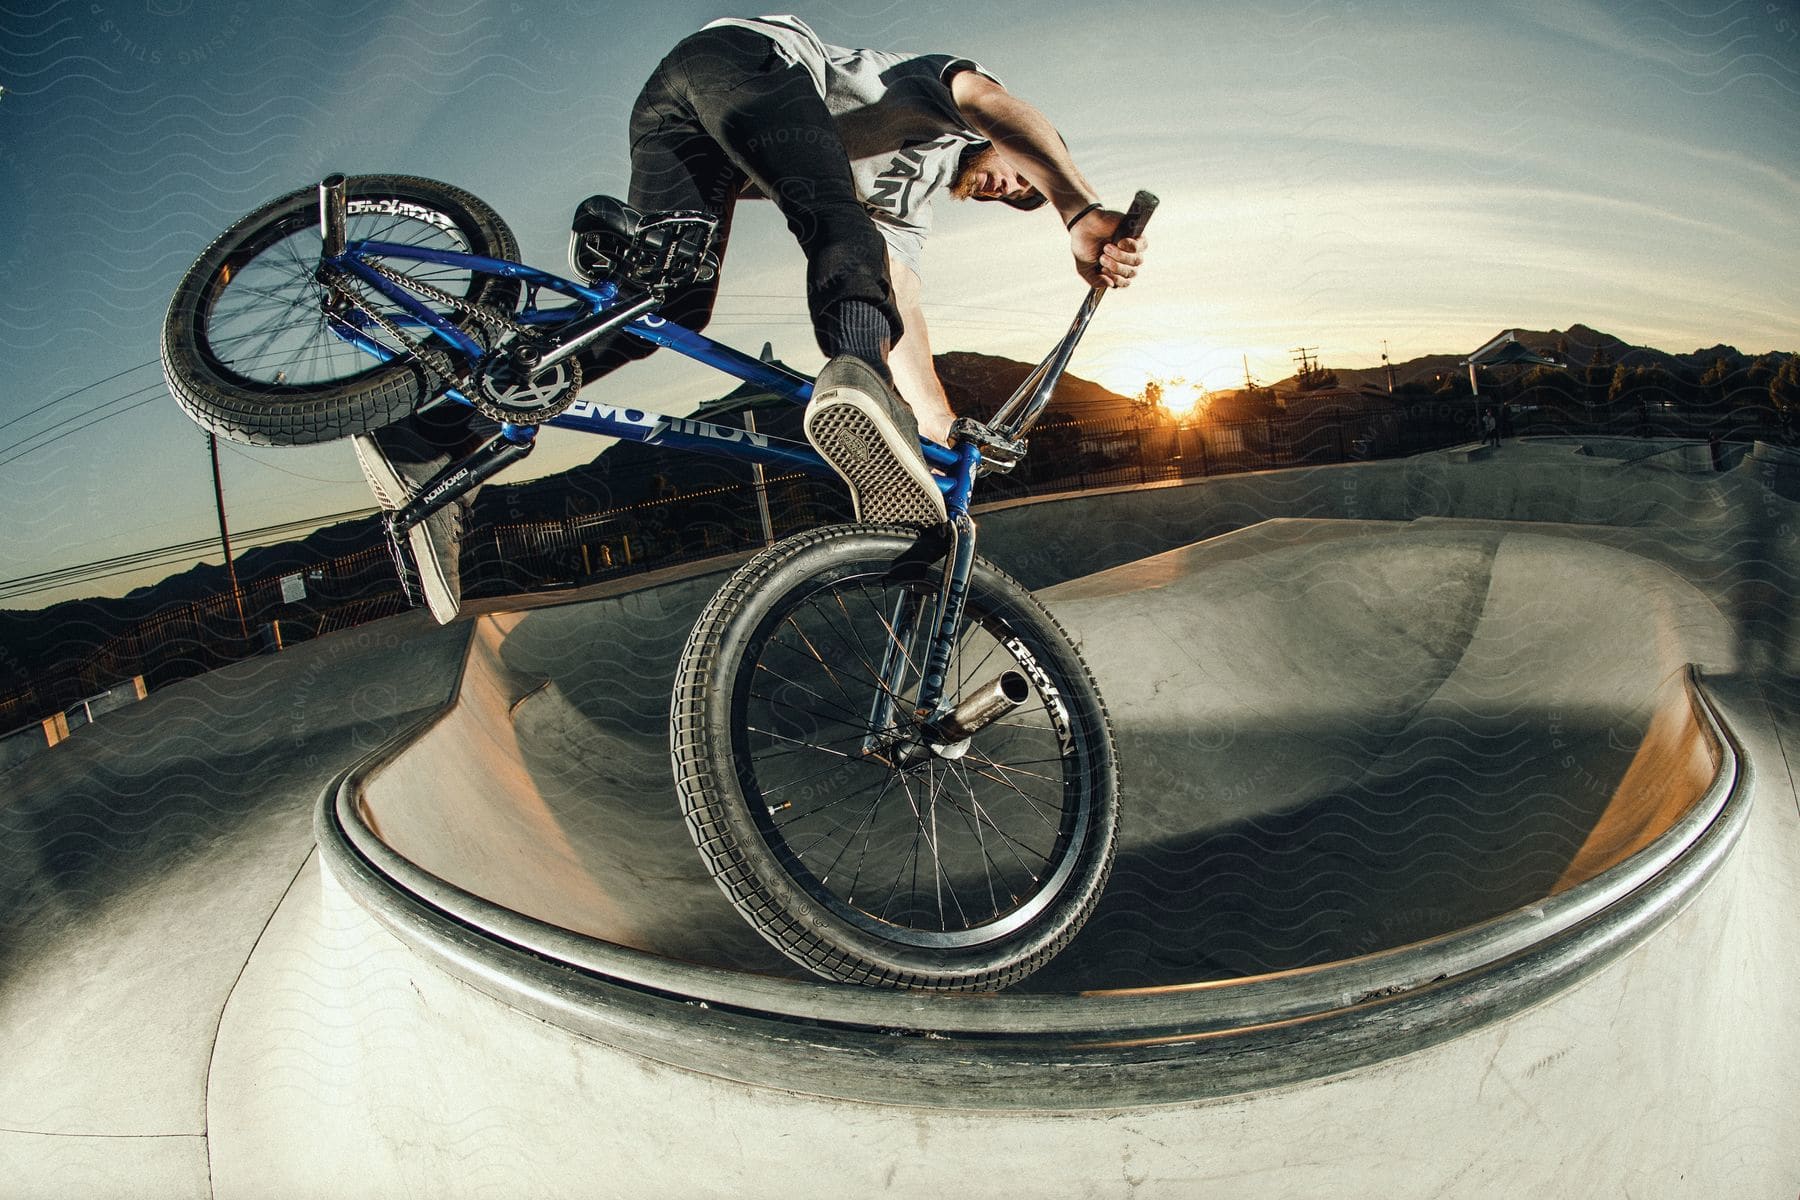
[595,23,901,373]
[396,26,898,452]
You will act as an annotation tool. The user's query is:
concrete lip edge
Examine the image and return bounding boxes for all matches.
[313,661,1751,1105]
[328,673,1734,1034]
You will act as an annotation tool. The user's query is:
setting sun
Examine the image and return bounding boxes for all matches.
[1146,377,1208,420]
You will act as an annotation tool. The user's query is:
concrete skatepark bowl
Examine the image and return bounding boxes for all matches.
[4,439,1798,1196]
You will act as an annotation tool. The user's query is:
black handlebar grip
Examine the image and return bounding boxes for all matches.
[1110,190,1159,243]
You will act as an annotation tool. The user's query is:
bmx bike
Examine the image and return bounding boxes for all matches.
[161,173,1156,991]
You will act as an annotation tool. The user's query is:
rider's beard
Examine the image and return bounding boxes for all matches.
[949,143,1000,202]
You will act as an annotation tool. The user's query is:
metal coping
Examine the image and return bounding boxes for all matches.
[314,647,1749,1109]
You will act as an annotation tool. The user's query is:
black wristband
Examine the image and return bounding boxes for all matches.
[1065,201,1103,230]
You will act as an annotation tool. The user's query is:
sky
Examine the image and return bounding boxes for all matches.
[1,0,1796,608]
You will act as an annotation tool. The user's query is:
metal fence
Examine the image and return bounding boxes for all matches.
[5,398,1785,740]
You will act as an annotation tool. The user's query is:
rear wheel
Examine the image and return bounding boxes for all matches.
[161,174,519,445]
[671,525,1119,991]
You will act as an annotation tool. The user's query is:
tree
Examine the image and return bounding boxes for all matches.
[1132,379,1165,426]
[1699,357,1733,411]
[1772,357,1800,441]
[1208,385,1279,423]
[1606,363,1633,406]
[1585,345,1613,406]
[1432,371,1471,398]
[1749,354,1780,393]
[1520,364,1580,420]
[1294,363,1339,392]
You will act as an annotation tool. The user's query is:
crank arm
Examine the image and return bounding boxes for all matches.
[386,431,536,536]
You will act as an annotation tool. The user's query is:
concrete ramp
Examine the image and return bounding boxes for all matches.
[1029,519,1731,986]
[323,516,1741,1105]
[356,585,796,976]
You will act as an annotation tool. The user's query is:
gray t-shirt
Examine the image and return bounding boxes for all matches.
[703,15,993,277]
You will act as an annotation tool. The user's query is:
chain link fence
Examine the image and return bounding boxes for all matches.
[6,395,1784,746]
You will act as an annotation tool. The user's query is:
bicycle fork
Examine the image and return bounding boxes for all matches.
[861,512,1030,763]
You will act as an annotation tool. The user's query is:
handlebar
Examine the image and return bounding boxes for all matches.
[1108,189,1159,246]
[987,189,1160,441]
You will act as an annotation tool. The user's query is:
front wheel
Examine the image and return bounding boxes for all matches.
[671,525,1119,992]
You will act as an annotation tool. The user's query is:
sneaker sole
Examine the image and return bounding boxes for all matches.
[352,434,409,512]
[408,521,461,625]
[356,433,461,623]
[804,390,946,526]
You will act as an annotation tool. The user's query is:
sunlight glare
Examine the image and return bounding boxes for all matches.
[1151,377,1208,420]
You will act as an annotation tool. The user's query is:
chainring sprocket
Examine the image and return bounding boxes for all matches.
[470,349,583,423]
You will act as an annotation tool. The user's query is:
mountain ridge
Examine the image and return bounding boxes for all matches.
[5,323,1794,699]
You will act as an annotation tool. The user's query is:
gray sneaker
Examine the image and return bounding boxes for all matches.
[353,421,470,625]
[802,356,947,526]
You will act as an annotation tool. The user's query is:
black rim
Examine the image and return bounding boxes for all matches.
[193,191,485,394]
[730,562,1095,950]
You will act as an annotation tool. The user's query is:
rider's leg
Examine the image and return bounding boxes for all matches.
[637,26,900,362]
[622,24,942,523]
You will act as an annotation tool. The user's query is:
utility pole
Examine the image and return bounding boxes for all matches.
[742,410,776,547]
[206,432,250,640]
[1289,346,1320,391]
[1382,340,1395,393]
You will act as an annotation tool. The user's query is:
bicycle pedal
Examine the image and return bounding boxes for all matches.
[383,520,422,608]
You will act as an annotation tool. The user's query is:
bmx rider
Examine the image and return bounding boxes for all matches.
[353,14,1149,623]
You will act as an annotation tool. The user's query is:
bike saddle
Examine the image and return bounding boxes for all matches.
[569,195,720,293]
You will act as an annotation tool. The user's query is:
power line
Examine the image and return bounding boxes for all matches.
[0,357,160,437]
[0,386,168,469]
[0,300,1077,463]
[1,372,169,452]
[0,506,381,602]
[214,439,362,485]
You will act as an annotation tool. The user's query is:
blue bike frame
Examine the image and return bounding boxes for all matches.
[314,173,1152,714]
[328,239,982,516]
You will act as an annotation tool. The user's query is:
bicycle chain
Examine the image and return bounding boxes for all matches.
[321,257,538,391]
[359,258,523,340]
[317,266,465,387]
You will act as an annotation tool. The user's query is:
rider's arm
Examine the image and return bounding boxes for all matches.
[948,69,1146,290]
[886,254,957,447]
[949,69,1098,221]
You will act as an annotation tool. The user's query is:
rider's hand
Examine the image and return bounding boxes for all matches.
[1070,208,1147,289]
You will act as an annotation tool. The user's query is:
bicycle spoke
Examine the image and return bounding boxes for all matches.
[731,561,1097,943]
[961,753,1065,789]
[805,589,913,698]
[745,724,864,761]
[958,756,1065,828]
[774,611,862,712]
[807,771,898,893]
[745,712,878,759]
[944,767,1007,918]
[769,772,891,828]
[844,581,925,692]
[749,665,887,733]
[198,199,490,391]
[937,769,1059,865]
